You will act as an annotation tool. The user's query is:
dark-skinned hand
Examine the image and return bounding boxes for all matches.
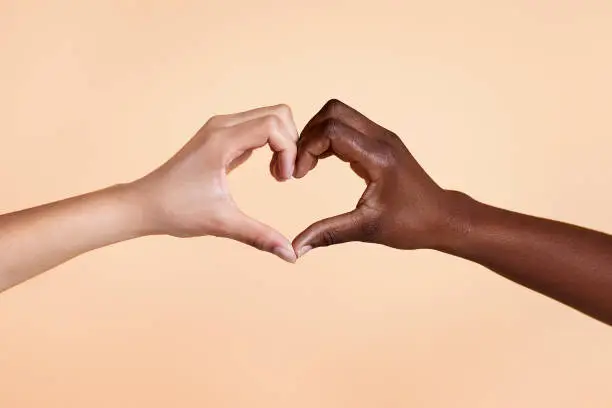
[293,99,612,326]
[292,99,454,256]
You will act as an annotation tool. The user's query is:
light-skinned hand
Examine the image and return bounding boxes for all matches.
[132,104,299,262]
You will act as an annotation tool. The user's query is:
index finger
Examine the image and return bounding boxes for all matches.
[293,118,384,181]
[209,103,298,142]
[225,114,297,180]
[303,99,383,136]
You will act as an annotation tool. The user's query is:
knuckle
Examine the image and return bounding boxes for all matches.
[205,115,223,128]
[319,229,338,247]
[248,237,265,251]
[321,98,343,116]
[376,138,394,153]
[249,228,277,252]
[262,114,282,132]
[260,233,278,252]
[274,103,292,119]
[387,131,402,142]
[374,139,398,169]
[320,117,341,138]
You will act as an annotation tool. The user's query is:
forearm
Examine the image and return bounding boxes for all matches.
[0,183,150,292]
[437,191,612,325]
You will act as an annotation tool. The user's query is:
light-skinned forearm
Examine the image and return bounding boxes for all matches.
[0,184,149,292]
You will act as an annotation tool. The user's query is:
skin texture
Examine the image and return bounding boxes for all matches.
[293,99,612,326]
[0,104,298,293]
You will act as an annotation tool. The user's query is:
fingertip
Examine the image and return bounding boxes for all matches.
[292,227,316,258]
[278,150,296,181]
[272,171,284,182]
[291,233,312,255]
[294,152,319,180]
[292,163,308,179]
[287,163,295,180]
[270,156,285,181]
[280,160,294,181]
[272,245,297,263]
[296,245,313,258]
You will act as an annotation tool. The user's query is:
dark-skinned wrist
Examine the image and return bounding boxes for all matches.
[427,189,484,254]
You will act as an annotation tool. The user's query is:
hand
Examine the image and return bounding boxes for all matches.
[131,104,298,263]
[292,99,456,257]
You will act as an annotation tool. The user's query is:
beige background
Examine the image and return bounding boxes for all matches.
[1,0,612,406]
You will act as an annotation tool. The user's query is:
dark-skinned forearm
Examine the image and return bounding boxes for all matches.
[436,191,612,325]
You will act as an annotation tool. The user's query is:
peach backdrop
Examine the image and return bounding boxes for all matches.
[1,1,612,407]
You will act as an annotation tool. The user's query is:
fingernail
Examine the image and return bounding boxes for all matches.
[297,245,312,258]
[286,164,295,181]
[272,246,297,263]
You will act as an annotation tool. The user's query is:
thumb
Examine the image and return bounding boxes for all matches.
[222,208,296,263]
[292,210,370,258]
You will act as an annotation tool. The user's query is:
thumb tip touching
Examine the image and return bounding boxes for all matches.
[272,244,297,263]
[272,239,314,263]
[271,244,310,263]
[292,233,315,259]
[224,207,297,262]
[292,230,319,260]
[296,245,313,258]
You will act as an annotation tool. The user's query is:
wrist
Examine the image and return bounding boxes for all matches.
[429,189,483,253]
[109,182,161,238]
